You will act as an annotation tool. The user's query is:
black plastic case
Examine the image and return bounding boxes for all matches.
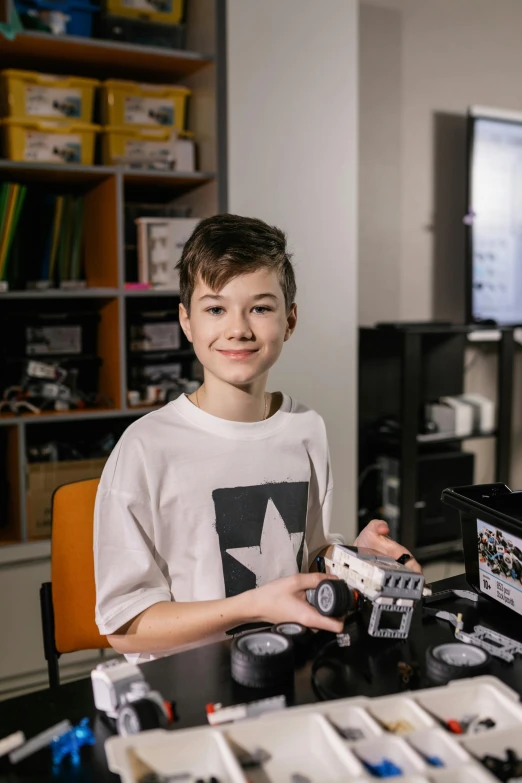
[442,483,522,618]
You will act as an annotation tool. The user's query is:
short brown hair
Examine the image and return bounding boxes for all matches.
[176,214,296,312]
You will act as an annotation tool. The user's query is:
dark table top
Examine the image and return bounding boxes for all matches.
[2,574,522,783]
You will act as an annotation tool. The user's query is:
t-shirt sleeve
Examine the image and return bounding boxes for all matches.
[94,439,171,635]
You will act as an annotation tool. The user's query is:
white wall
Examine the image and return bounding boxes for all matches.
[226,0,359,540]
[359,0,522,488]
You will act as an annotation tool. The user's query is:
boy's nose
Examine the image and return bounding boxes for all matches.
[225,315,253,339]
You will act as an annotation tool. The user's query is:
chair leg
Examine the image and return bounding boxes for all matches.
[47,654,60,689]
[40,582,60,688]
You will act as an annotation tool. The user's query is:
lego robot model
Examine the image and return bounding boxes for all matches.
[91,660,171,736]
[306,545,431,646]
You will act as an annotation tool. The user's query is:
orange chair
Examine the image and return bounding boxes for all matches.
[40,478,110,688]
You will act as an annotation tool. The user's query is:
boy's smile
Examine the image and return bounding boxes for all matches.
[179,268,297,391]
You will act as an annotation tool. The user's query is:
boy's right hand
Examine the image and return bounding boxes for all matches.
[250,573,345,633]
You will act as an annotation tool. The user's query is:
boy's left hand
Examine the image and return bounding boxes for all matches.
[354,519,422,574]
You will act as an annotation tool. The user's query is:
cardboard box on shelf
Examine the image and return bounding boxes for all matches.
[26,458,107,539]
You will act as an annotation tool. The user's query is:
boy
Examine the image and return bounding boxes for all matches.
[94,214,419,663]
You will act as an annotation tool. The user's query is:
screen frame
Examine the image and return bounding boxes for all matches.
[466,105,522,327]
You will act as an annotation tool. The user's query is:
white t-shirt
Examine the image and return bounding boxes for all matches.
[94,393,343,662]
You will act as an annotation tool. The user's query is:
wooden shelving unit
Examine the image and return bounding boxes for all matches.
[0,3,225,547]
[0,31,213,81]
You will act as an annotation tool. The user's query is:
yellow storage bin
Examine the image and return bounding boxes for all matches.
[101,124,177,167]
[1,117,99,165]
[101,79,190,132]
[1,69,99,123]
[105,0,183,24]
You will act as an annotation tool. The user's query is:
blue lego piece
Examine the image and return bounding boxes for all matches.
[425,755,444,767]
[362,757,403,777]
[50,718,95,767]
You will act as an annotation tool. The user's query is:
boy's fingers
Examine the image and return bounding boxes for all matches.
[292,572,339,591]
[298,604,344,633]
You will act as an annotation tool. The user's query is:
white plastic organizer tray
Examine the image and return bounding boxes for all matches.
[105,675,522,782]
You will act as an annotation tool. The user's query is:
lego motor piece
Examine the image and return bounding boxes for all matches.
[307,545,429,640]
[91,660,170,736]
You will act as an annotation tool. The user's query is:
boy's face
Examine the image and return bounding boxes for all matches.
[179,268,297,388]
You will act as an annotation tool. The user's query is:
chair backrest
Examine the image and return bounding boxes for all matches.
[51,478,110,653]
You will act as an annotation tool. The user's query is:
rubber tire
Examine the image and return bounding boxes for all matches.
[116,698,170,736]
[271,622,312,646]
[313,579,353,617]
[425,643,492,686]
[231,631,295,688]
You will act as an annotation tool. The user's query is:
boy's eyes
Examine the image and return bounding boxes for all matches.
[205,306,273,315]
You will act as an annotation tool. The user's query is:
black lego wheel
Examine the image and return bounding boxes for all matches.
[116,698,169,736]
[271,622,312,645]
[313,579,353,617]
[425,643,492,685]
[231,631,295,688]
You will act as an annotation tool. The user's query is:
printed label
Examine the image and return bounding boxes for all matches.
[26,326,82,355]
[477,518,522,616]
[130,322,180,351]
[124,96,174,126]
[124,139,176,168]
[25,86,82,118]
[121,0,172,13]
[24,132,81,164]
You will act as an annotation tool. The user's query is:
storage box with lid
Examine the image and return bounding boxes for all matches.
[0,117,99,164]
[99,13,186,49]
[104,0,183,25]
[26,457,107,539]
[100,79,191,132]
[15,0,99,37]
[101,124,179,168]
[1,70,99,123]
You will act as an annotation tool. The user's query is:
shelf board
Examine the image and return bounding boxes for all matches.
[417,430,497,444]
[0,32,213,81]
[123,170,215,192]
[0,160,114,185]
[129,349,194,357]
[0,161,215,194]
[1,287,119,299]
[124,288,180,297]
[0,408,136,425]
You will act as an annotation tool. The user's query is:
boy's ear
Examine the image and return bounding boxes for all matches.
[179,302,193,343]
[284,303,297,342]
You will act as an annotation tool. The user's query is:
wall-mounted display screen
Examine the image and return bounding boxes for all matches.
[467,106,522,325]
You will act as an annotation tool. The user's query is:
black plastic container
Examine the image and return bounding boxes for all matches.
[99,13,186,49]
[442,483,522,618]
[2,311,100,358]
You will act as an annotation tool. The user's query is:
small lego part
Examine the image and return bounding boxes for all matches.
[9,720,72,764]
[206,695,286,726]
[50,718,95,767]
[360,757,403,777]
[381,719,414,734]
[0,731,25,760]
[91,660,170,735]
[332,725,364,741]
[481,748,522,782]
